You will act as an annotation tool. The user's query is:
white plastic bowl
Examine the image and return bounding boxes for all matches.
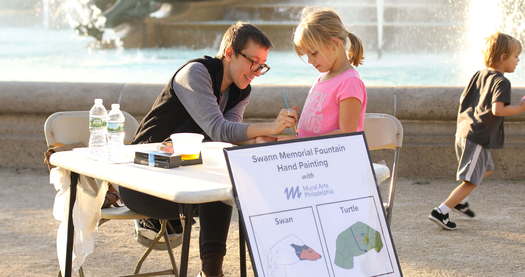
[170,133,204,155]
[201,142,233,169]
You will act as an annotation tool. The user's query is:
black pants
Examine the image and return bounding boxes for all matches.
[119,186,232,259]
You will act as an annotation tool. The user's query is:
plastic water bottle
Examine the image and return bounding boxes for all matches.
[88,98,108,160]
[107,103,126,162]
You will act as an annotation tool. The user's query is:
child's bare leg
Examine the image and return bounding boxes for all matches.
[443,181,477,209]
[454,171,492,206]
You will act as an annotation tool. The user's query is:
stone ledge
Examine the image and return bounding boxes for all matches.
[2,82,525,121]
[1,81,524,178]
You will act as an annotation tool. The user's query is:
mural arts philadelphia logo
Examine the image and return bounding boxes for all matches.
[284,186,303,199]
[284,184,334,200]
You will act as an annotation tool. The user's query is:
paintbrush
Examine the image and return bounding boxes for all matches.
[281,91,297,135]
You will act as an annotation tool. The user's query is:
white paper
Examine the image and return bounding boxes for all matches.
[226,134,402,277]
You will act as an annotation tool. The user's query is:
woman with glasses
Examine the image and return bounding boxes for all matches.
[120,22,298,277]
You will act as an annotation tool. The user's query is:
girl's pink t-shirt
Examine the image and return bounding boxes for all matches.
[297,68,367,138]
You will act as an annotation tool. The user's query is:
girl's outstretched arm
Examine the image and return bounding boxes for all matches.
[278,98,362,140]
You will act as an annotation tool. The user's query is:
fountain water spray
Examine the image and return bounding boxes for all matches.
[461,0,502,73]
[461,0,525,76]
[43,0,129,48]
[376,0,384,59]
[42,0,50,28]
[40,0,103,30]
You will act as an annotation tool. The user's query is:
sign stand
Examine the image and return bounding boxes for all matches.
[225,133,403,277]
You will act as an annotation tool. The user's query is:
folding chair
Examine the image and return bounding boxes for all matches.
[364,113,404,226]
[44,111,180,277]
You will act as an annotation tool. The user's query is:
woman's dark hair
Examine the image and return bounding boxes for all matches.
[217,22,272,58]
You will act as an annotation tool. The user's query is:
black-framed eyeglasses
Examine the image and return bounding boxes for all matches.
[239,52,270,75]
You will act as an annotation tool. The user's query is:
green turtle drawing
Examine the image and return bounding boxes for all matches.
[334,221,383,269]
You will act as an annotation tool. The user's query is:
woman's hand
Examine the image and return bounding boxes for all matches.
[246,106,300,138]
[271,108,298,134]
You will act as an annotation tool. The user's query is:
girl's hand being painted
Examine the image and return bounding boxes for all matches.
[255,136,278,143]
[277,135,297,141]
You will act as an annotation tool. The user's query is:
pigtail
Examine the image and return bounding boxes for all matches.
[347,32,364,66]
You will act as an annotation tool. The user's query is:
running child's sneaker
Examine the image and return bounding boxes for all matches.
[454,202,476,218]
[428,208,457,230]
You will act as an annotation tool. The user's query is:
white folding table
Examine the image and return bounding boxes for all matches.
[49,146,243,277]
[49,145,390,277]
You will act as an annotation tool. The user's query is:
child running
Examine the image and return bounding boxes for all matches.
[283,8,367,139]
[429,32,525,230]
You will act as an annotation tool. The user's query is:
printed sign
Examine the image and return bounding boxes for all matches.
[225,133,402,277]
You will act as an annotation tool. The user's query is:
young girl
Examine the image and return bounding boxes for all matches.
[288,8,367,138]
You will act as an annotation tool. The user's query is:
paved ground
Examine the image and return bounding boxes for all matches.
[1,168,524,277]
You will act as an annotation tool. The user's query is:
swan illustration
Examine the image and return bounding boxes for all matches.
[266,234,321,277]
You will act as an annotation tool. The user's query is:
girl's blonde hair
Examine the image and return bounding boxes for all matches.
[293,8,364,66]
[483,32,522,67]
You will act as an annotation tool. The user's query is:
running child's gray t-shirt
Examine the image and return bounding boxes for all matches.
[456,69,511,148]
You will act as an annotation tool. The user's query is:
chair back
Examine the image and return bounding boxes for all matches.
[44,111,139,146]
[364,113,403,151]
[43,111,181,275]
[363,113,403,226]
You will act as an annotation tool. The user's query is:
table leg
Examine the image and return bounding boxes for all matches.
[64,172,79,277]
[239,216,247,277]
[179,204,194,277]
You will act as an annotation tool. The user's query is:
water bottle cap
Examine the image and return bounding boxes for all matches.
[111,104,120,109]
[94,98,103,104]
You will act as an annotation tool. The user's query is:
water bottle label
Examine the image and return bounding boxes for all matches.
[107,122,124,132]
[90,117,107,128]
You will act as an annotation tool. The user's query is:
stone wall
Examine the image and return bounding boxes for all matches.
[1,81,524,179]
